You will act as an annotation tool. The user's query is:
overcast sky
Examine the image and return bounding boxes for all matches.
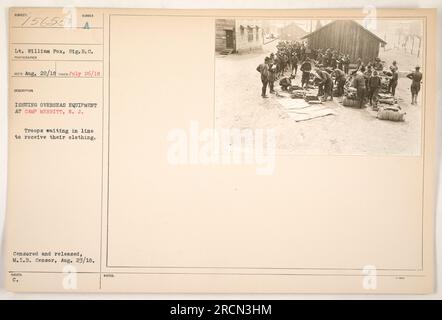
[264,19,423,39]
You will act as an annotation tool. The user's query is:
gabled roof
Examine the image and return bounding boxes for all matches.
[280,22,307,33]
[279,22,307,39]
[301,20,387,45]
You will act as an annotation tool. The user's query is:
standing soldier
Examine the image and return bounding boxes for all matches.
[368,70,381,110]
[364,65,373,90]
[325,48,332,67]
[334,68,346,97]
[300,58,312,89]
[256,57,270,98]
[337,54,344,71]
[389,66,399,97]
[390,60,398,72]
[300,43,306,61]
[407,66,423,105]
[283,53,289,75]
[322,70,334,101]
[273,55,281,79]
[343,54,350,74]
[268,61,277,94]
[356,57,362,70]
[305,44,312,60]
[330,52,338,69]
[276,52,286,78]
[353,67,367,108]
[317,50,324,66]
[291,52,299,76]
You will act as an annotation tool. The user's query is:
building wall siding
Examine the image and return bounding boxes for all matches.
[215,19,235,52]
[215,19,263,53]
[234,20,263,53]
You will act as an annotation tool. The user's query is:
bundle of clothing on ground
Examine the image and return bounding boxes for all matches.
[278,75,320,103]
[377,105,406,122]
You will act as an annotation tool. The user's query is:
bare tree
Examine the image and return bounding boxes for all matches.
[409,21,422,57]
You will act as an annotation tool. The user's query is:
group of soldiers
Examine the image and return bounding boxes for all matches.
[256,41,310,98]
[256,40,423,109]
[256,41,304,97]
[348,60,422,109]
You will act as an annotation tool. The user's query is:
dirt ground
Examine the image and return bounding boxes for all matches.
[215,42,422,155]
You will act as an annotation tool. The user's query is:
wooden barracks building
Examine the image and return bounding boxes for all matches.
[215,19,263,54]
[301,20,387,63]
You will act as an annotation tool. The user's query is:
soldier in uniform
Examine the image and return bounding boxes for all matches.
[325,48,332,67]
[389,66,399,97]
[330,52,338,69]
[343,54,350,74]
[391,60,398,72]
[337,54,344,71]
[407,66,423,105]
[316,68,333,102]
[300,58,312,89]
[268,61,277,94]
[291,52,299,76]
[315,68,325,97]
[322,69,334,101]
[356,57,362,71]
[334,68,346,97]
[353,67,367,108]
[368,70,381,110]
[279,75,295,91]
[364,65,373,91]
[256,57,270,98]
[373,57,383,71]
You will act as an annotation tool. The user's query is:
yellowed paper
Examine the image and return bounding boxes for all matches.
[5,7,437,293]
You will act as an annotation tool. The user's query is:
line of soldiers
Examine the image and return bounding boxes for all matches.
[315,48,352,74]
[256,41,308,98]
[257,40,423,107]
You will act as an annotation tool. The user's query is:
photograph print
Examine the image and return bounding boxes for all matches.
[215,18,424,155]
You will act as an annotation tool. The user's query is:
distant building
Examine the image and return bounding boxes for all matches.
[301,20,387,63]
[262,20,279,38]
[215,19,263,54]
[278,22,307,41]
